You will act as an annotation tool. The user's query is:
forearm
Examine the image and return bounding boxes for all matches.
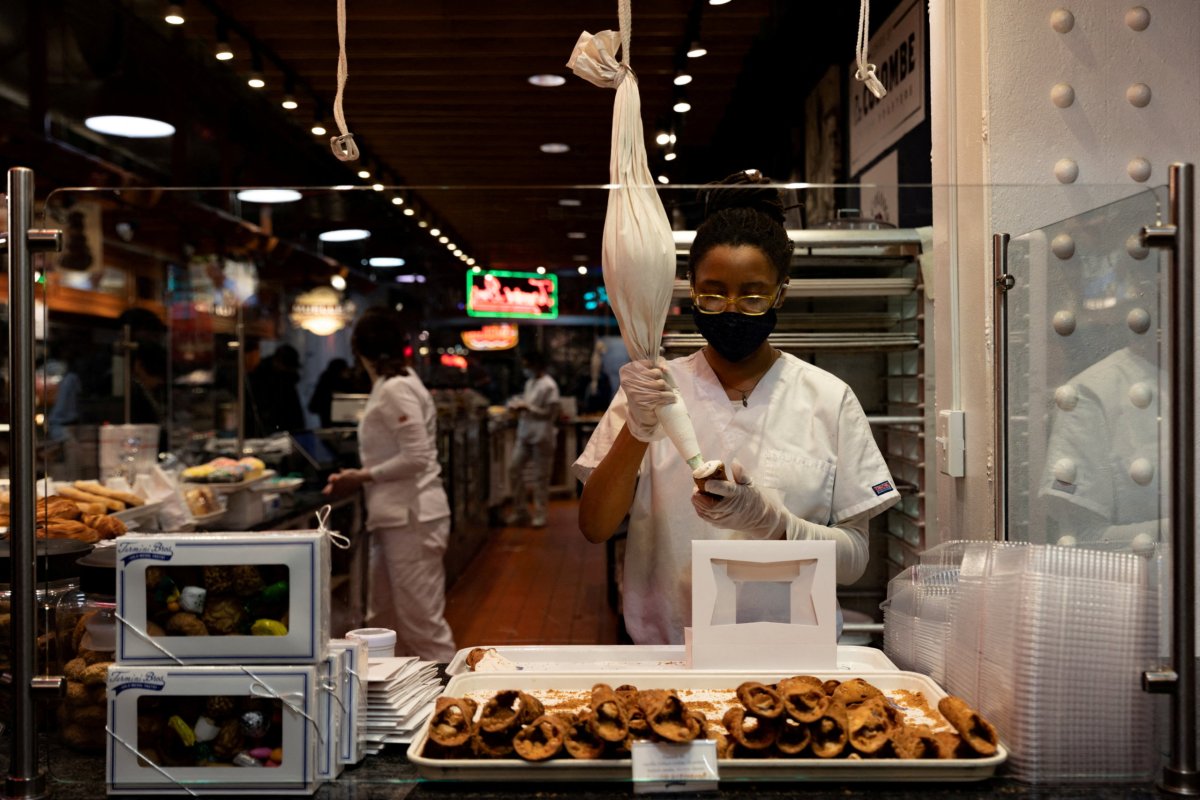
[578,426,647,543]
[782,511,870,584]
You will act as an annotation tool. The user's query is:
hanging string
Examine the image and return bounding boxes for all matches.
[855,0,887,99]
[618,0,632,66]
[315,504,352,549]
[330,0,359,161]
[106,727,200,797]
[247,669,324,743]
[114,612,187,664]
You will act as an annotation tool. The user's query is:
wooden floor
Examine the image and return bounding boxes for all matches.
[444,497,620,647]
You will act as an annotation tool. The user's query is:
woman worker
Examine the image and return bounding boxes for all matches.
[573,172,899,645]
[323,308,456,662]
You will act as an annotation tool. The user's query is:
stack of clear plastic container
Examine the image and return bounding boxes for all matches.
[940,541,1159,784]
[881,564,960,684]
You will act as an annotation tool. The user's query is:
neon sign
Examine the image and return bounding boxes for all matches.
[440,354,468,370]
[461,324,519,351]
[466,270,558,319]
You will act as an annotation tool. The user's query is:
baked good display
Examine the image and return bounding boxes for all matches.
[421,679,1001,763]
[184,486,221,517]
[181,457,266,484]
[0,494,128,542]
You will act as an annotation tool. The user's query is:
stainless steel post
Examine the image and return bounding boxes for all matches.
[1142,162,1198,796]
[236,303,246,455]
[5,167,62,799]
[992,233,1012,540]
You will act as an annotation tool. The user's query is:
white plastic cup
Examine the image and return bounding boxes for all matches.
[345,627,396,660]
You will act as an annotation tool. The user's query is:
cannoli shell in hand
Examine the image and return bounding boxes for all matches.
[692,460,728,497]
[937,695,998,755]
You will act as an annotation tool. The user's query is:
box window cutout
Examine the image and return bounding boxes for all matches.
[136,694,284,768]
[144,564,292,637]
[710,558,819,626]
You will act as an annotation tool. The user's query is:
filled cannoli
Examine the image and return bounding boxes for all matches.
[512,714,568,762]
[778,675,830,723]
[775,716,812,755]
[589,683,629,742]
[721,706,778,751]
[846,696,894,755]
[810,704,849,758]
[692,460,728,497]
[428,696,477,748]
[735,681,785,720]
[822,679,842,696]
[929,730,963,759]
[889,723,935,759]
[712,731,737,759]
[640,690,703,742]
[478,690,544,736]
[937,696,998,756]
[831,678,883,708]
[563,711,606,759]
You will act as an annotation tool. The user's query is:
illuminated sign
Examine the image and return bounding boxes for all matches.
[440,354,468,370]
[466,270,558,319]
[461,324,519,351]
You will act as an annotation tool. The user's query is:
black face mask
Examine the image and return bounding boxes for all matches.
[691,308,777,363]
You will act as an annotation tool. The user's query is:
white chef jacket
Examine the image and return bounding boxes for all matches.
[359,372,450,530]
[516,373,561,444]
[573,350,898,645]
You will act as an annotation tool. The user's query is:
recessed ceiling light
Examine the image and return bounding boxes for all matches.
[357,170,370,179]
[214,41,234,61]
[687,41,707,58]
[453,249,463,257]
[164,3,185,25]
[311,122,327,136]
[84,115,175,138]
[528,74,566,87]
[281,95,299,110]
[673,99,691,113]
[236,189,302,203]
[466,258,476,265]
[372,183,384,192]
[536,266,546,275]
[418,221,429,229]
[247,72,265,89]
[403,208,415,216]
[657,175,670,184]
[664,152,677,161]
[330,274,348,291]
[318,228,371,242]
[567,232,586,239]
[558,198,582,207]
[674,72,692,86]
[655,132,671,146]
[709,0,732,5]
[391,197,404,206]
[430,228,441,237]
[438,235,449,244]
[540,142,570,154]
[577,266,588,275]
[472,266,482,273]
[368,257,406,268]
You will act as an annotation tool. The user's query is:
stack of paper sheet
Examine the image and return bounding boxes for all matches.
[361,656,443,754]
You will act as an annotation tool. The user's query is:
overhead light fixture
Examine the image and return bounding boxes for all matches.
[657,175,670,184]
[290,286,356,336]
[567,232,586,239]
[330,274,347,291]
[687,41,707,58]
[673,97,691,113]
[311,109,327,136]
[471,266,482,274]
[438,235,449,244]
[664,151,677,162]
[402,208,415,216]
[673,71,693,86]
[318,228,371,242]
[669,133,677,144]
[368,257,406,268]
[453,249,463,257]
[466,258,476,265]
[709,0,732,5]
[558,198,582,207]
[236,189,302,203]
[540,142,570,154]
[536,266,546,275]
[446,242,456,250]
[417,220,429,229]
[578,266,589,275]
[84,115,175,138]
[528,74,566,87]
[429,228,441,237]
[214,24,233,60]
[281,95,298,110]
[357,169,370,179]
[391,196,404,206]
[655,131,671,146]
[247,49,265,88]
[164,2,185,25]
[372,183,384,192]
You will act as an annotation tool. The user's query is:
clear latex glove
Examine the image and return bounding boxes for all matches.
[618,358,676,442]
[691,459,786,539]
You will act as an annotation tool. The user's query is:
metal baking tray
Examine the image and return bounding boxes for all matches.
[445,645,898,677]
[409,670,1006,783]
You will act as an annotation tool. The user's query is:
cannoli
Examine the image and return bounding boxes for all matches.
[692,460,728,497]
[478,690,543,735]
[55,486,124,512]
[929,730,963,759]
[775,716,812,755]
[589,683,629,743]
[822,679,842,695]
[428,696,477,748]
[470,728,514,758]
[712,732,737,759]
[890,723,935,759]
[563,711,606,760]
[74,481,145,507]
[830,678,883,708]
[937,696,998,756]
[640,690,703,743]
[464,647,493,671]
[512,714,567,761]
[736,681,785,720]
[846,696,894,755]
[778,675,829,723]
[810,704,849,758]
[721,706,778,751]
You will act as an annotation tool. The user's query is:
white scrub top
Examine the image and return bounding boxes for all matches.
[516,373,561,445]
[573,350,899,645]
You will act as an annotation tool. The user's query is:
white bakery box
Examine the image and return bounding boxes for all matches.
[106,665,323,795]
[114,531,331,665]
[328,637,368,766]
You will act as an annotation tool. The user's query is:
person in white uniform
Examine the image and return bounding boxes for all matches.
[506,350,561,527]
[323,308,456,662]
[573,172,899,645]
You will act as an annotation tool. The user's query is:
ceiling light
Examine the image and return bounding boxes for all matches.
[357,169,370,179]
[281,95,298,110]
[536,266,546,275]
[453,249,463,257]
[664,151,677,162]
[318,228,371,242]
[391,196,404,206]
[84,115,175,138]
[248,72,265,89]
[403,208,415,216]
[466,258,476,265]
[330,274,347,291]
[709,0,732,5]
[438,236,449,244]
[540,142,570,154]
[430,228,441,237]
[673,98,691,113]
[567,232,586,239]
[669,133,677,144]
[236,189,302,203]
[418,220,429,229]
[655,131,671,146]
[528,74,566,87]
[577,266,588,275]
[164,2,185,25]
[674,71,692,86]
[214,25,233,60]
[372,183,384,192]
[687,41,707,58]
[657,175,670,184]
[558,198,582,207]
[311,122,327,136]
[368,257,406,268]
[472,266,482,274]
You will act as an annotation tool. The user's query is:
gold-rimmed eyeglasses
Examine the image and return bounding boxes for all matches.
[690,283,786,315]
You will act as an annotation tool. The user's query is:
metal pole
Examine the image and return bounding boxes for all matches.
[1143,162,1198,796]
[236,303,246,455]
[5,167,61,799]
[992,233,1012,540]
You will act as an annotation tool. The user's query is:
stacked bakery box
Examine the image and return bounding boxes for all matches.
[107,530,368,795]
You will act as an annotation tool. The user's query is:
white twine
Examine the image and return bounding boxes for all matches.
[246,669,324,744]
[330,0,359,161]
[114,612,186,665]
[106,726,200,796]
[316,504,352,550]
[855,0,888,99]
[320,676,347,716]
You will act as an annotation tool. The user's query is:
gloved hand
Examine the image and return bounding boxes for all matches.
[691,459,787,538]
[618,358,677,442]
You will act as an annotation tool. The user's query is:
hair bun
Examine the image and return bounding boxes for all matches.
[700,170,786,225]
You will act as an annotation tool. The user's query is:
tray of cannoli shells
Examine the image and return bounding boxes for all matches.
[408,671,1005,782]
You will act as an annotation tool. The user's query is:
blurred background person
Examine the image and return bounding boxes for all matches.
[308,357,355,428]
[506,349,561,527]
[246,343,306,435]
